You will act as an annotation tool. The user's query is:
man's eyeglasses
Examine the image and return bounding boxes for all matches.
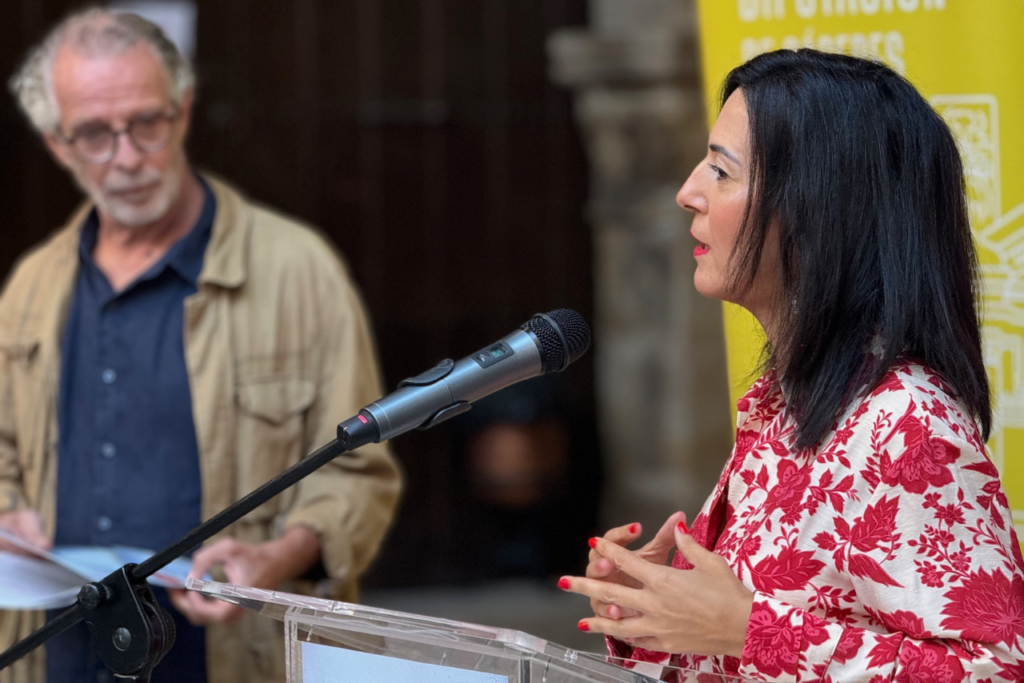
[58,110,180,165]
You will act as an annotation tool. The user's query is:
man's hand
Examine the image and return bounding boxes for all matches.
[169,525,321,626]
[0,509,51,555]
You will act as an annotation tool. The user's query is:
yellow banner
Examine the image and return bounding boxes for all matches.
[696,0,1024,538]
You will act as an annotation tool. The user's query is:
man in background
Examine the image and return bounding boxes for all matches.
[0,9,400,682]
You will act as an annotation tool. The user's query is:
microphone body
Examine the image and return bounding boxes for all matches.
[367,328,542,440]
[337,310,590,450]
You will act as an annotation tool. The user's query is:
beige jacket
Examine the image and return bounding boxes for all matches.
[0,176,401,682]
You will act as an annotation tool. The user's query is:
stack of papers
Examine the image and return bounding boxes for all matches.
[0,529,193,610]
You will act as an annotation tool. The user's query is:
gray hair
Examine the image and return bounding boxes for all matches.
[9,8,195,134]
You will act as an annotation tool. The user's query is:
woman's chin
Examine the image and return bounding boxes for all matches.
[693,275,728,303]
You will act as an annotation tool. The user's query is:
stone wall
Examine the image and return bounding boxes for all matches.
[548,0,734,531]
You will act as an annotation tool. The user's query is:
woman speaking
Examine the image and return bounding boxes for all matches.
[560,49,1024,681]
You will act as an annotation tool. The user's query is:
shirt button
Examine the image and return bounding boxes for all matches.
[101,443,116,459]
[101,369,117,385]
[97,669,112,683]
[97,517,113,532]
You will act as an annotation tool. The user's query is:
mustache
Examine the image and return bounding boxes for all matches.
[103,168,162,193]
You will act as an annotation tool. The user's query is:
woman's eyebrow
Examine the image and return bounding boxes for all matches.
[710,143,742,166]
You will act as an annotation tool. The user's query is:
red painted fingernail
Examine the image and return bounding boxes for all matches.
[588,537,597,549]
[558,577,571,590]
[629,523,639,534]
[578,620,590,632]
[677,520,688,534]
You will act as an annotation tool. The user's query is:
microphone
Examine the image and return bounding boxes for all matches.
[337,309,590,450]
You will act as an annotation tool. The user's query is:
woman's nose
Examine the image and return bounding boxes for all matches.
[677,164,704,213]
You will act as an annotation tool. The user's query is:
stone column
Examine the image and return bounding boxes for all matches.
[548,0,734,531]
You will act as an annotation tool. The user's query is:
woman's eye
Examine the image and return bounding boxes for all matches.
[708,163,727,181]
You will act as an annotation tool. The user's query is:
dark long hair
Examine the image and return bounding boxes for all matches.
[722,49,990,449]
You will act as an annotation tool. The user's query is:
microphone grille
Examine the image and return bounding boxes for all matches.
[522,309,591,373]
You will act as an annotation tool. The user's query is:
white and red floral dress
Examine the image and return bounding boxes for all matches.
[611,360,1024,682]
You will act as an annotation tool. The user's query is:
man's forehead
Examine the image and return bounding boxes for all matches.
[52,42,170,123]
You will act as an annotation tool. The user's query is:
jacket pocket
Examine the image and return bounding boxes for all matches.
[0,319,41,365]
[236,376,316,425]
[233,375,316,521]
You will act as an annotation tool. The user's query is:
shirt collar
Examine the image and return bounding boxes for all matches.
[165,178,215,285]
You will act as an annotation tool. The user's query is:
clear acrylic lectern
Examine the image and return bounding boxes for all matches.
[188,579,751,683]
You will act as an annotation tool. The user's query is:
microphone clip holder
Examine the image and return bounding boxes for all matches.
[77,566,174,681]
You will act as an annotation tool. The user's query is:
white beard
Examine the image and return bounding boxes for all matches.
[75,162,184,228]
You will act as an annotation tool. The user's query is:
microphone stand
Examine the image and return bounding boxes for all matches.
[0,414,379,681]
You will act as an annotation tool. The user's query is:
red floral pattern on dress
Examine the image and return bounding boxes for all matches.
[894,641,965,683]
[871,609,933,640]
[940,569,1024,647]
[830,629,863,664]
[865,631,903,669]
[742,601,801,678]
[614,361,1024,681]
[750,545,826,593]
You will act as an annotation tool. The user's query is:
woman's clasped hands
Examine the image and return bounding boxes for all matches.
[558,513,755,659]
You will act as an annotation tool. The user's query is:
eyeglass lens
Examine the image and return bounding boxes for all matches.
[71,114,175,163]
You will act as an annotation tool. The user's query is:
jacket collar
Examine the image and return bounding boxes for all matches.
[196,173,249,289]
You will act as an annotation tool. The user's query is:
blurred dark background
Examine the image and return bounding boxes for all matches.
[0,0,599,589]
[1,0,732,651]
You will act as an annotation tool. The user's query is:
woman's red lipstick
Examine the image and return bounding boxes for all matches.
[691,230,709,257]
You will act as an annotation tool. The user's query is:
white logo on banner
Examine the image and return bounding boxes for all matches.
[932,94,1024,536]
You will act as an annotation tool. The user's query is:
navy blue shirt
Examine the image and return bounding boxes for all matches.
[47,181,214,683]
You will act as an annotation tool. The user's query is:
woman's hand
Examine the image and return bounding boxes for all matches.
[582,512,686,620]
[561,523,754,658]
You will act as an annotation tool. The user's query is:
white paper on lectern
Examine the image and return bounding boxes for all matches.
[301,642,509,683]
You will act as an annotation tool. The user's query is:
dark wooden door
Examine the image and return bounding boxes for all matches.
[0,0,595,587]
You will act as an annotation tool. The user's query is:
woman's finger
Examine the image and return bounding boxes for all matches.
[591,600,616,619]
[577,614,646,641]
[589,522,641,562]
[590,538,660,587]
[560,575,641,610]
[605,522,642,545]
[608,604,644,619]
[585,557,615,579]
[673,523,712,569]
[636,512,686,564]
[590,600,642,620]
